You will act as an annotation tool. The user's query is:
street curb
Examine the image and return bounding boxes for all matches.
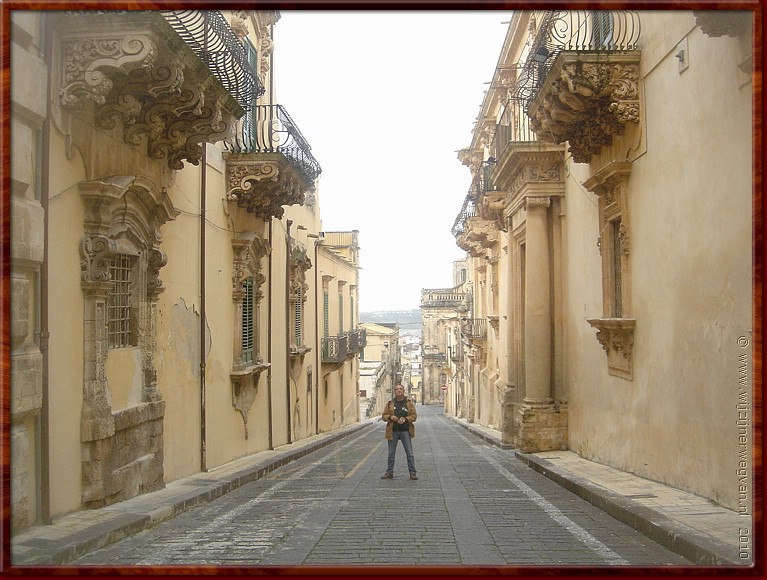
[445,414,514,449]
[11,421,373,567]
[515,452,743,566]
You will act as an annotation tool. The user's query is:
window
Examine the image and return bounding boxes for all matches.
[323,290,329,338]
[108,254,135,348]
[592,11,614,50]
[584,161,635,380]
[338,292,344,333]
[242,277,254,363]
[610,218,624,317]
[294,288,303,347]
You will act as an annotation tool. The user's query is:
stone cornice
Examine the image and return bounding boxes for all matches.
[528,52,641,164]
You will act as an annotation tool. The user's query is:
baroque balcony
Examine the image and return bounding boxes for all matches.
[225,105,322,220]
[462,318,487,340]
[53,11,257,170]
[518,10,642,163]
[452,190,498,257]
[322,329,366,364]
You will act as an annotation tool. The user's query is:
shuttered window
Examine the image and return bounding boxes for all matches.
[242,277,254,363]
[323,290,329,338]
[294,288,303,347]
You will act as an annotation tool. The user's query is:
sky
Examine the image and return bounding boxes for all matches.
[273,11,510,312]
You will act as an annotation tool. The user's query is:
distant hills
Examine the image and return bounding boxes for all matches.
[360,308,421,330]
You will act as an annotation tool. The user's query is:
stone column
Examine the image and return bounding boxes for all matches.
[518,196,566,452]
[523,197,552,407]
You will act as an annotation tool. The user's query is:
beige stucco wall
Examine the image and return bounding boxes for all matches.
[46,149,87,516]
[564,12,752,509]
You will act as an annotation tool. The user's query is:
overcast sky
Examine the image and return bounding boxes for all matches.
[273,11,509,312]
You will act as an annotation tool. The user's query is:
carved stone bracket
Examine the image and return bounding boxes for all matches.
[53,12,243,170]
[587,318,636,380]
[457,147,484,177]
[459,216,500,256]
[80,235,117,295]
[225,154,308,220]
[694,11,751,37]
[231,362,270,439]
[528,52,641,163]
[146,249,168,300]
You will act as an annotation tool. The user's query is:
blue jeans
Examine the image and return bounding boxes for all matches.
[386,430,416,475]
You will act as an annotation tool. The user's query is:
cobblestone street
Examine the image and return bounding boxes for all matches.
[71,407,691,567]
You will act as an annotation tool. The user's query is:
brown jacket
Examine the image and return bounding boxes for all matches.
[382,398,417,440]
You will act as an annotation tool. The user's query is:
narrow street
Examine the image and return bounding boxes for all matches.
[71,406,691,567]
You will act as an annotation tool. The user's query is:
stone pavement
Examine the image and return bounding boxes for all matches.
[447,415,752,567]
[8,414,752,568]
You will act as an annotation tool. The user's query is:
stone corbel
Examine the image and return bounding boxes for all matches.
[59,34,158,110]
[226,157,306,220]
[528,53,641,163]
[231,362,270,438]
[80,234,117,295]
[54,12,243,171]
[587,318,636,380]
[146,249,168,301]
[694,11,751,37]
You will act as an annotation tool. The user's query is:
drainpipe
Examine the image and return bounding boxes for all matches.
[39,15,52,524]
[285,219,293,444]
[200,146,208,472]
[267,220,274,449]
[308,233,320,435]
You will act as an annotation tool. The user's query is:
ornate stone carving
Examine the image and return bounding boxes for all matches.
[587,318,636,380]
[231,363,270,439]
[230,11,250,40]
[226,155,307,220]
[54,12,243,170]
[146,249,167,300]
[232,234,271,301]
[528,53,641,163]
[59,35,157,109]
[80,235,117,291]
[695,11,751,37]
[458,148,483,177]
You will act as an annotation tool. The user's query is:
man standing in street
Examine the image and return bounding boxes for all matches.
[381,384,418,480]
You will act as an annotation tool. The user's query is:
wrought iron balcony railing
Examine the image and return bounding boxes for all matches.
[514,10,641,106]
[226,104,322,184]
[451,191,478,238]
[492,99,538,159]
[322,329,365,364]
[322,333,348,364]
[161,11,264,110]
[463,318,487,339]
[482,160,496,193]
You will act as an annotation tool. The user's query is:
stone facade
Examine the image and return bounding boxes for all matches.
[446,10,752,509]
[8,10,361,532]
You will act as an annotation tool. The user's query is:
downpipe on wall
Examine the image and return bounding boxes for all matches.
[200,146,208,472]
[267,220,274,449]
[285,219,293,444]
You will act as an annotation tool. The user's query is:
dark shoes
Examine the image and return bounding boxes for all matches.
[382,472,418,480]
